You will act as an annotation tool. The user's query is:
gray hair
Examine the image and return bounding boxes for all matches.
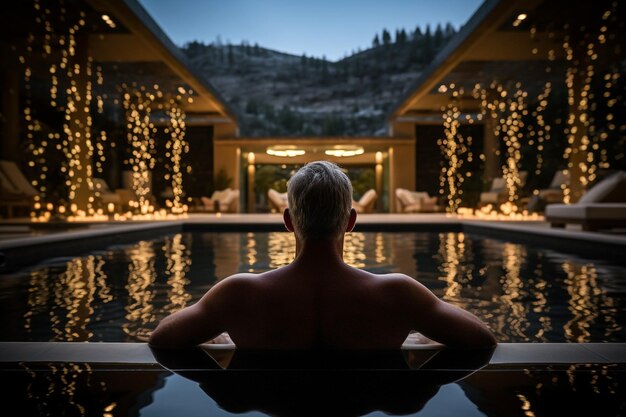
[287,161,353,240]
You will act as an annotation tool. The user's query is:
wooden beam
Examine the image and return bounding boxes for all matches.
[88,34,160,62]
[467,31,564,61]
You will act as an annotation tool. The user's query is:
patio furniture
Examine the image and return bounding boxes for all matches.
[0,160,38,217]
[93,178,122,209]
[479,171,528,206]
[352,189,377,214]
[545,171,626,231]
[268,188,289,213]
[200,188,240,213]
[395,188,441,213]
[527,170,570,212]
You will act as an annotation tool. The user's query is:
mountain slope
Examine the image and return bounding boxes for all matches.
[183,25,457,136]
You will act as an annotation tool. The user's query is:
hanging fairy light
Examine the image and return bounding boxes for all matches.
[165,102,189,214]
[123,87,157,215]
[438,87,471,213]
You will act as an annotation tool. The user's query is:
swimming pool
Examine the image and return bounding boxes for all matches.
[0,231,624,343]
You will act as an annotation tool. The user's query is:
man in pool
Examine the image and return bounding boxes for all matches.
[149,161,497,349]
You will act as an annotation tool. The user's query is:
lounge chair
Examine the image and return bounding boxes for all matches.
[0,160,38,217]
[352,189,377,214]
[200,188,240,213]
[268,188,288,213]
[527,170,570,212]
[395,188,440,213]
[479,171,528,206]
[545,171,626,231]
[93,178,122,210]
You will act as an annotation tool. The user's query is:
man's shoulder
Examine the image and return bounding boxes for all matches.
[355,270,418,290]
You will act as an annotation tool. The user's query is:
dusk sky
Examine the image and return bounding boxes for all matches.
[138,0,483,61]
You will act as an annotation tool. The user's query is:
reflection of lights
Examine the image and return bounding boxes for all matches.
[123,241,157,340]
[437,232,473,301]
[562,261,601,342]
[246,232,258,271]
[268,232,296,268]
[516,393,535,417]
[324,145,364,157]
[343,232,366,268]
[266,146,306,157]
[163,234,192,313]
[501,243,529,340]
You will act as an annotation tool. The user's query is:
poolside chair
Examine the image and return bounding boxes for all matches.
[267,188,288,213]
[200,188,240,213]
[479,171,528,206]
[0,160,38,217]
[395,188,440,213]
[527,170,570,212]
[352,189,378,214]
[545,171,626,231]
[93,178,122,209]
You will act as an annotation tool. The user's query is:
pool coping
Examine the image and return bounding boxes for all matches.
[1,215,625,272]
[0,342,624,366]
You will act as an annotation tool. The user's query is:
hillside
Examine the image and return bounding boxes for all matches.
[182,25,458,136]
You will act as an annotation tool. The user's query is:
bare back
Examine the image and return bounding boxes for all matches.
[221,265,416,349]
[149,255,496,349]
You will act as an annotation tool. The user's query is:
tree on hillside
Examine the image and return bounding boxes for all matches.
[396,28,407,44]
[373,33,380,47]
[382,29,391,45]
[413,26,423,41]
[184,40,205,58]
[434,23,444,48]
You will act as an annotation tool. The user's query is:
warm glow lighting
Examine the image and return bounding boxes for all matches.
[266,146,305,158]
[375,151,383,164]
[248,152,256,164]
[324,145,364,157]
[516,13,527,21]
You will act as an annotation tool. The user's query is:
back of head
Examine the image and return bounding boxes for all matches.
[287,161,352,240]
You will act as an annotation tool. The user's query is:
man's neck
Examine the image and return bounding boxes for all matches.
[292,236,345,267]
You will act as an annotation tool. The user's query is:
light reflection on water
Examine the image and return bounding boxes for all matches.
[0,231,625,342]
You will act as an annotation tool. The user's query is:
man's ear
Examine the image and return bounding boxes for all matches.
[346,208,357,232]
[283,208,295,232]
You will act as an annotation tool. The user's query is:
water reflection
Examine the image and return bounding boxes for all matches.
[123,240,157,341]
[7,360,624,417]
[2,231,626,342]
[163,233,192,314]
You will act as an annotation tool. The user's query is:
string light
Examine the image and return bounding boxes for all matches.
[165,103,189,214]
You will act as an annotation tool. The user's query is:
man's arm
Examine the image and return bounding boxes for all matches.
[148,277,235,348]
[401,276,497,348]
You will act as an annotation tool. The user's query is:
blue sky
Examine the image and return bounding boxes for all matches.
[138,0,483,61]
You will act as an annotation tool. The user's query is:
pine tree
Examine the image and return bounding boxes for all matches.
[373,33,380,47]
[382,29,391,45]
[434,23,443,48]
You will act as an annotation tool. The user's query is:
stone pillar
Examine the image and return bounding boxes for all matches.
[247,151,255,213]
[566,66,587,203]
[483,116,500,183]
[375,151,383,212]
[389,141,416,212]
[69,36,94,213]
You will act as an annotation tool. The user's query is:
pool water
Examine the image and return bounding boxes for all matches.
[2,363,625,417]
[0,231,624,342]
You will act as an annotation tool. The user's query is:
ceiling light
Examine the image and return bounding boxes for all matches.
[266,145,306,157]
[324,145,365,157]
